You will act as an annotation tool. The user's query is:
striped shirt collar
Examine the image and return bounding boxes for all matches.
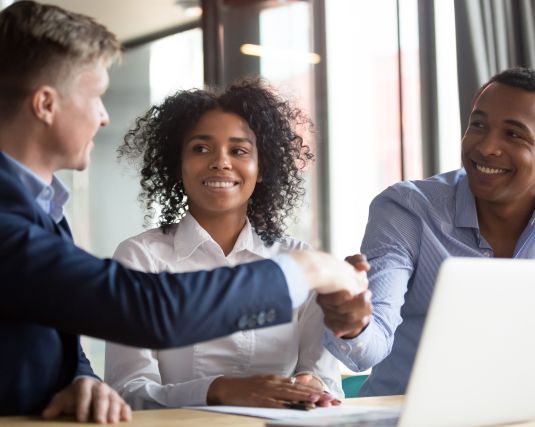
[454,170,479,229]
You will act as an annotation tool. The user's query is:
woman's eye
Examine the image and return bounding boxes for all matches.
[192,145,208,153]
[233,148,248,155]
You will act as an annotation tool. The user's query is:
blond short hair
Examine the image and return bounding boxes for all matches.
[0,0,121,118]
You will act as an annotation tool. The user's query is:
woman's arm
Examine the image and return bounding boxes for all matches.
[104,342,225,408]
[295,292,344,401]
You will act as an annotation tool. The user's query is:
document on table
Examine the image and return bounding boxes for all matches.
[185,404,399,420]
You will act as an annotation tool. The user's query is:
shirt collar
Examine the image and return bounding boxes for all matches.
[229,218,268,258]
[1,151,69,223]
[454,168,479,229]
[173,212,268,261]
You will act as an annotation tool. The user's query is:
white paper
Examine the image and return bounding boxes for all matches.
[185,404,396,420]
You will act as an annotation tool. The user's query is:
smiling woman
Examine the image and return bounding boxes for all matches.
[180,109,261,254]
[104,78,345,409]
[118,78,313,245]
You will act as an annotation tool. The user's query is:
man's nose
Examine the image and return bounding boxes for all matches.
[476,131,502,157]
[100,103,110,127]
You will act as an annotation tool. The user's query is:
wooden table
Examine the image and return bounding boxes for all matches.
[1,396,534,426]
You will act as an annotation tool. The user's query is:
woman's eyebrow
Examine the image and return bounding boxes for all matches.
[186,134,212,143]
[185,135,255,144]
[229,137,254,144]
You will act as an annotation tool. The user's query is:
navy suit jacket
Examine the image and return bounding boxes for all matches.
[0,153,293,415]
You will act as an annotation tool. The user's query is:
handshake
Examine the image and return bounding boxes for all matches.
[290,251,373,339]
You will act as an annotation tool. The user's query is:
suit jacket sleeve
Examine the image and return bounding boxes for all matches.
[75,338,100,380]
[0,211,293,349]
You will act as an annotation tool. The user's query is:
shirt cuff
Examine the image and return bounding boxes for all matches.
[324,326,372,373]
[155,375,223,407]
[272,254,309,309]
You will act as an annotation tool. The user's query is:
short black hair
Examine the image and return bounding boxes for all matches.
[490,67,535,90]
[472,67,535,105]
[118,78,314,246]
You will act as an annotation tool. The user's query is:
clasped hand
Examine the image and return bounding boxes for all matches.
[317,254,373,338]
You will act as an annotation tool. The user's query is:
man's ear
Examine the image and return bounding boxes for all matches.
[31,85,59,126]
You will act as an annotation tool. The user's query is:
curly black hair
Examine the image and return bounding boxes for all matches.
[118,78,314,246]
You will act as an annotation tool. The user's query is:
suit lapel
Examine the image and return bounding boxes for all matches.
[56,217,73,242]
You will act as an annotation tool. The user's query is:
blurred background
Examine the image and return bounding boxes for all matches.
[2,0,531,378]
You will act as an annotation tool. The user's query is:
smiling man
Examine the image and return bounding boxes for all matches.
[318,67,535,396]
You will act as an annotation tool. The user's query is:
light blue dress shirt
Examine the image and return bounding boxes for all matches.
[325,168,535,396]
[1,151,69,224]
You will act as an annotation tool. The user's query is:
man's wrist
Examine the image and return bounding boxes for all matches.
[272,254,309,308]
[341,313,371,339]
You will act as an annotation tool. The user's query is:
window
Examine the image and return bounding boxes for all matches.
[434,0,461,172]
[326,0,423,259]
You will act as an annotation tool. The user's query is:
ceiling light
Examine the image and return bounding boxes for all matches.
[184,6,202,17]
[240,43,321,65]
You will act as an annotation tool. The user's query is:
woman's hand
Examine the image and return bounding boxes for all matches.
[293,373,341,407]
[207,375,324,408]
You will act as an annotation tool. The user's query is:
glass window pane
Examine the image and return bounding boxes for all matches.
[326,0,402,259]
[399,0,423,180]
[434,0,461,172]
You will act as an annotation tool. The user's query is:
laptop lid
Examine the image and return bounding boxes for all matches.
[400,257,535,427]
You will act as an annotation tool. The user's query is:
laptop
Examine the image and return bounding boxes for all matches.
[268,257,535,427]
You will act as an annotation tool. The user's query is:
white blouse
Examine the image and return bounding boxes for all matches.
[104,213,342,409]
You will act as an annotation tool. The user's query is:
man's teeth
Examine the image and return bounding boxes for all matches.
[476,164,507,175]
[204,181,236,188]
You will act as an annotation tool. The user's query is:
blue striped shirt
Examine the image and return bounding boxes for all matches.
[325,168,535,396]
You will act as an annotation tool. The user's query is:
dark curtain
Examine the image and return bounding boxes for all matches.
[454,0,535,130]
